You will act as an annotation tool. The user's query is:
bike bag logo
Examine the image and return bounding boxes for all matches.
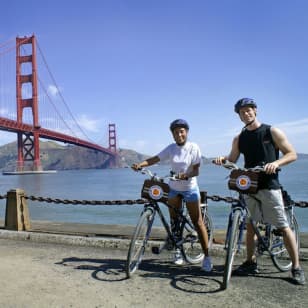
[228,170,259,194]
[235,175,251,190]
[149,185,164,200]
[141,180,170,202]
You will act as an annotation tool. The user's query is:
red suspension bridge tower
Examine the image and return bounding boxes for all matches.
[16,35,42,171]
[108,123,118,167]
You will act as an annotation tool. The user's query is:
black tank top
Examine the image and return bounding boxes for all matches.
[239,124,280,189]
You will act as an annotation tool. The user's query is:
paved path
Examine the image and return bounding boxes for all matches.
[0,221,308,308]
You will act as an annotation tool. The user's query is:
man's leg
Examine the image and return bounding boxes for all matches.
[233,222,259,275]
[282,226,299,268]
[246,222,257,262]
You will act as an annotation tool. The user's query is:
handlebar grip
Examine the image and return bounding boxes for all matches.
[211,158,227,164]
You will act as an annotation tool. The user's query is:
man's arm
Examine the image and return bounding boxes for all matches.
[264,127,297,173]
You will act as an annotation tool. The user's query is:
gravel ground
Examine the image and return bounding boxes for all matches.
[1,238,308,308]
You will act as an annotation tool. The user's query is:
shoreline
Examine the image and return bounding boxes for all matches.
[1,219,308,259]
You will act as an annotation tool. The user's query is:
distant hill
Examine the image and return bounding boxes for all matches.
[297,153,308,160]
[0,141,149,171]
[0,141,307,171]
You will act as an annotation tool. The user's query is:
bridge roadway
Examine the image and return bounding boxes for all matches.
[0,220,307,307]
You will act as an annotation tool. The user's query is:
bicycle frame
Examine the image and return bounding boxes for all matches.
[227,192,297,263]
[215,160,299,289]
[142,198,197,250]
[226,194,285,257]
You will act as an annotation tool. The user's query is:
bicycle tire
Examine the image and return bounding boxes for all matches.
[204,210,214,247]
[222,209,241,290]
[271,211,300,272]
[183,211,214,264]
[125,208,154,278]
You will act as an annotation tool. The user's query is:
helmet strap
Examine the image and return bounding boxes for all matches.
[242,119,255,131]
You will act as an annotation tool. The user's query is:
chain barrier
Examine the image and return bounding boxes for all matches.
[206,193,308,208]
[24,195,147,205]
[206,194,238,204]
[0,192,308,208]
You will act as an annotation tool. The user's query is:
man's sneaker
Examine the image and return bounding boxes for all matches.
[291,268,306,285]
[173,249,184,265]
[233,261,259,276]
[201,256,213,272]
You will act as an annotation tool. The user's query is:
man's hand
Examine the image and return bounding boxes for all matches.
[264,162,280,174]
[212,157,226,165]
[131,163,141,171]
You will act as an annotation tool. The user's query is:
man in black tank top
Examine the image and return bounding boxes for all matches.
[213,98,305,285]
[239,123,280,190]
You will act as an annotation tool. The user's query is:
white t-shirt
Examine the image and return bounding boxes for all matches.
[157,141,202,191]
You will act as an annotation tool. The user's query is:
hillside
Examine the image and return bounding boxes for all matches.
[0,141,149,171]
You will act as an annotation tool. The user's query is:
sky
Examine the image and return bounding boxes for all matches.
[1,0,308,157]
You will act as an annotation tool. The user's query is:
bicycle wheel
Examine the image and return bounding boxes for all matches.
[182,211,214,264]
[271,211,300,272]
[222,209,241,290]
[126,208,154,278]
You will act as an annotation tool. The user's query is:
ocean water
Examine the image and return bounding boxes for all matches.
[0,159,308,231]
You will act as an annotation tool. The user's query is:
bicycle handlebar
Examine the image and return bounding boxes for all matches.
[134,167,180,182]
[212,159,281,173]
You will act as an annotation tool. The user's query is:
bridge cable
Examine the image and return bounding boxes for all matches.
[36,41,94,142]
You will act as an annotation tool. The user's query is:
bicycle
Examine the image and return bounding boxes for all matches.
[125,168,214,278]
[214,160,300,290]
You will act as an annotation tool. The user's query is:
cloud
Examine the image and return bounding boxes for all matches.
[275,118,308,135]
[47,85,60,96]
[76,114,100,133]
[0,108,9,116]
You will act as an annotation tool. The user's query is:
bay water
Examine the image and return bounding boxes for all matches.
[0,159,308,231]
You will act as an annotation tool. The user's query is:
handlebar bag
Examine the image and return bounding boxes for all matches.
[228,170,260,194]
[141,180,170,203]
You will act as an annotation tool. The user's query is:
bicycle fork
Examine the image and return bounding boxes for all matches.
[225,208,246,252]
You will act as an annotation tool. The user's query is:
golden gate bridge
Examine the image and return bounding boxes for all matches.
[0,35,117,172]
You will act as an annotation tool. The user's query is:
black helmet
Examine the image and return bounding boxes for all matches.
[169,119,189,131]
[234,98,257,113]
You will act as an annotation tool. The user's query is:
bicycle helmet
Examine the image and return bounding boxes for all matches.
[169,119,189,131]
[234,98,257,113]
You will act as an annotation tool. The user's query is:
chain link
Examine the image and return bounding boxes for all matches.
[294,201,308,208]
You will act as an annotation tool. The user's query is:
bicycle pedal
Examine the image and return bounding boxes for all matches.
[151,246,160,254]
[166,243,174,250]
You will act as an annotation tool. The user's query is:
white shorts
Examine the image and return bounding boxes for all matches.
[243,189,289,229]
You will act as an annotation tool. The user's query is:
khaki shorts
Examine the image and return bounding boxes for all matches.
[243,189,289,229]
